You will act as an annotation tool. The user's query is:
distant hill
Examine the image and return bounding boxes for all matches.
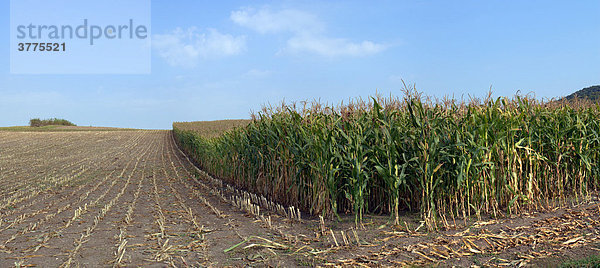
[565,85,600,101]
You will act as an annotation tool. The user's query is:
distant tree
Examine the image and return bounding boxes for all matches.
[565,85,600,101]
[29,118,42,127]
[29,118,76,127]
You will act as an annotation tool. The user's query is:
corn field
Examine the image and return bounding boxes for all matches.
[173,91,600,228]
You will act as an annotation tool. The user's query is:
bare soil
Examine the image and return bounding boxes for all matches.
[52,126,136,131]
[0,130,598,267]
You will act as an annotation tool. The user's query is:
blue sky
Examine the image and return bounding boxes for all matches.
[1,1,599,129]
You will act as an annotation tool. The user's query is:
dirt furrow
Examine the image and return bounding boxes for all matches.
[0,132,153,267]
[0,131,145,227]
[58,131,158,268]
[0,132,145,199]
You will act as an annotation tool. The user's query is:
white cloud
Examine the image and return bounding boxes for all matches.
[153,27,246,67]
[231,7,387,57]
[287,34,387,57]
[231,8,322,34]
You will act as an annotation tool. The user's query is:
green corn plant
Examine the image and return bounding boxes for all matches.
[172,90,600,227]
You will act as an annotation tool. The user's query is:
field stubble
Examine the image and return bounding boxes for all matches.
[0,130,598,267]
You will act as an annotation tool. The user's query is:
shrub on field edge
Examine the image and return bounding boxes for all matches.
[29,118,76,127]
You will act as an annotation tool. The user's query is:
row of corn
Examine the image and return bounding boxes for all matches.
[173,92,600,228]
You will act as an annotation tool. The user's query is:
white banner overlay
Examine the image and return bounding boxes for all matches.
[10,0,151,74]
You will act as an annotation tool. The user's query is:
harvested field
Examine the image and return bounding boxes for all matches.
[0,130,302,267]
[0,130,598,267]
